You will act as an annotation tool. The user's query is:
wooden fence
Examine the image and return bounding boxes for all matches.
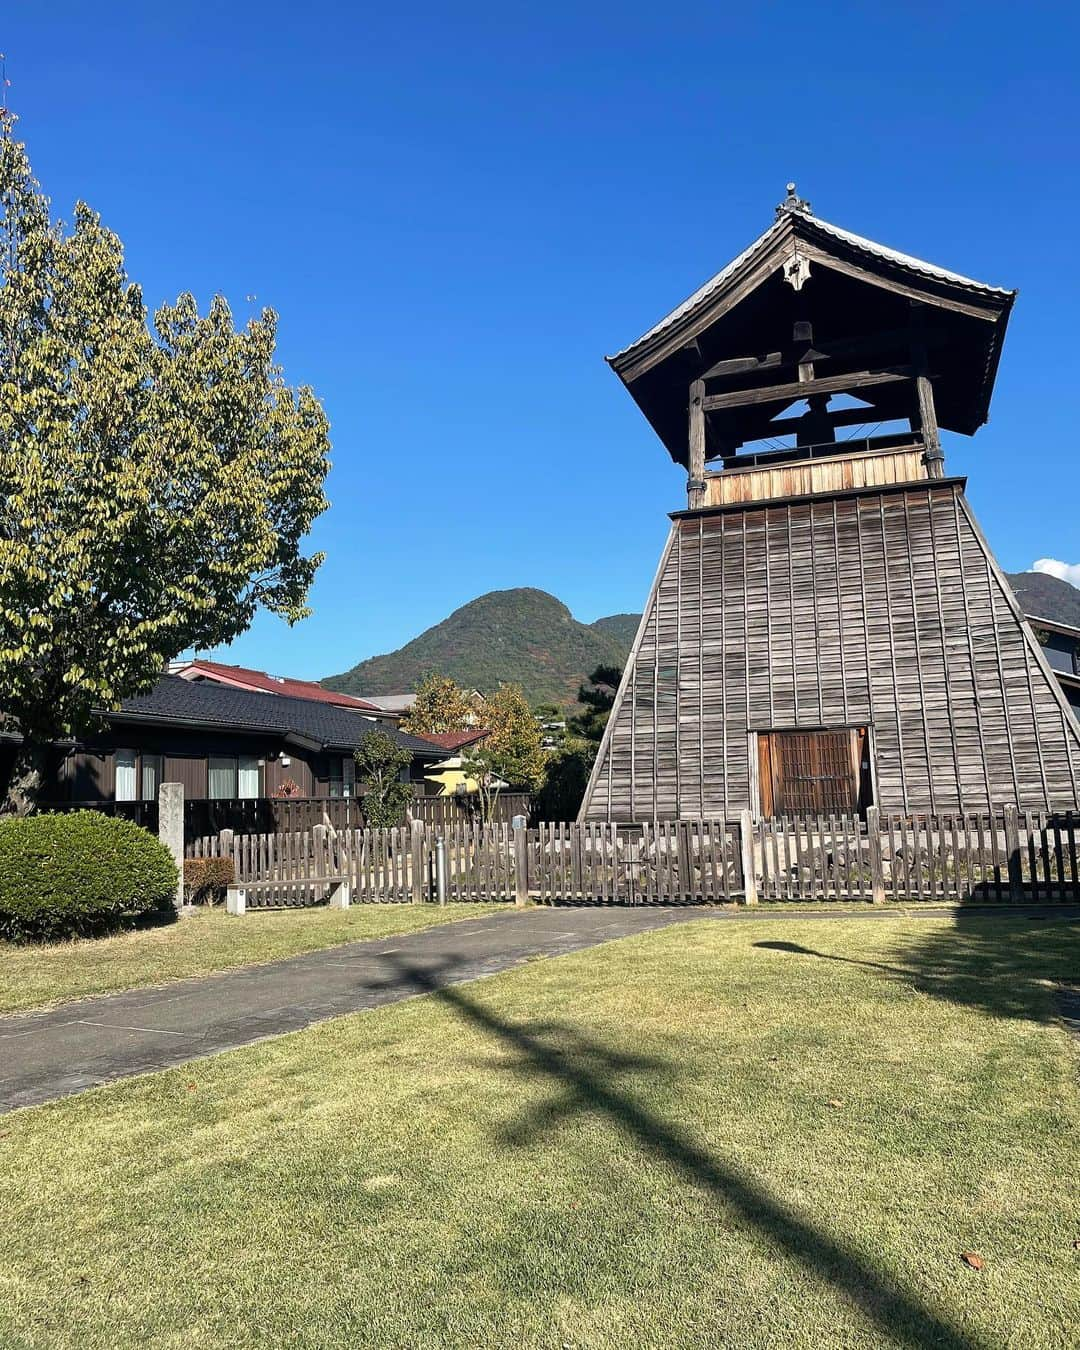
[531,821,742,904]
[754,806,1080,903]
[195,807,1080,910]
[49,790,533,848]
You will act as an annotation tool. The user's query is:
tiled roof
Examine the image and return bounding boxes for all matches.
[111,677,444,756]
[360,693,417,713]
[608,211,1013,365]
[419,729,488,751]
[180,660,380,711]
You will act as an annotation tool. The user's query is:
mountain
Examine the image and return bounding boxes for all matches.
[322,589,637,708]
[589,613,641,649]
[1006,571,1080,628]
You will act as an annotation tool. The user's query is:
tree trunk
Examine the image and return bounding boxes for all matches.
[2,740,49,816]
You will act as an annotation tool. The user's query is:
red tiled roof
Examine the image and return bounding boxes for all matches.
[421,729,488,751]
[179,660,381,711]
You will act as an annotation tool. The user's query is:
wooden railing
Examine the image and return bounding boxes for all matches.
[531,820,742,904]
[754,807,1080,903]
[47,790,534,847]
[205,808,1080,911]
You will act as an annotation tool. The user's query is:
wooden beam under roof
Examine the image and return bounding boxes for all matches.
[701,352,783,381]
[701,328,948,389]
[701,367,914,413]
[766,403,909,432]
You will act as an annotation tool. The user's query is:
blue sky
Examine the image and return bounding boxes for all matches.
[5,2,1079,680]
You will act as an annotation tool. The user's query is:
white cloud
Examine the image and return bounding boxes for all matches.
[1033,558,1080,589]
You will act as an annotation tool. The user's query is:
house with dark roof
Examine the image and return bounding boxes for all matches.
[26,675,446,807]
[173,659,386,714]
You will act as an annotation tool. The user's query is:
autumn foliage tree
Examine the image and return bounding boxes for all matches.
[462,683,547,823]
[402,673,479,737]
[0,115,331,812]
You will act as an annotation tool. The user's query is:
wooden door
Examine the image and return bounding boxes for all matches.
[759,729,865,817]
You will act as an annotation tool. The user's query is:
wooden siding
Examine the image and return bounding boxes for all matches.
[702,446,928,508]
[46,734,427,806]
[581,482,1080,821]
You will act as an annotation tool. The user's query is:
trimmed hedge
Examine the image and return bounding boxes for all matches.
[183,856,235,906]
[0,811,179,942]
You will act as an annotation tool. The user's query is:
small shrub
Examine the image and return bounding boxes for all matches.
[0,811,179,942]
[183,856,235,906]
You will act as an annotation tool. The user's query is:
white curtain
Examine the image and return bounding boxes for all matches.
[141,755,161,801]
[208,757,237,800]
[115,749,137,802]
[238,756,260,799]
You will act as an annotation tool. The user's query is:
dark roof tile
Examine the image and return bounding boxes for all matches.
[110,677,443,756]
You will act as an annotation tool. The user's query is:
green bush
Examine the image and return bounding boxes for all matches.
[0,811,179,942]
[183,856,235,906]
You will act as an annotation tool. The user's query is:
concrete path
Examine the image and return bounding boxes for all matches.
[2,903,1076,1113]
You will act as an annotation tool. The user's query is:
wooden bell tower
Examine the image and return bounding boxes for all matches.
[581,189,1080,821]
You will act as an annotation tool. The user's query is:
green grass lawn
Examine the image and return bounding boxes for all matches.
[0,915,1077,1348]
[0,903,508,1014]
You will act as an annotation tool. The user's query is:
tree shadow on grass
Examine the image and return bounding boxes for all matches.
[753,909,1080,1025]
[377,953,978,1350]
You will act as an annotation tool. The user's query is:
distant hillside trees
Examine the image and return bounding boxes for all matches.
[322,588,634,708]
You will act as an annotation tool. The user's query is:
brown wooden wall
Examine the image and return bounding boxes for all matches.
[582,482,1080,820]
[48,729,347,803]
[702,445,928,508]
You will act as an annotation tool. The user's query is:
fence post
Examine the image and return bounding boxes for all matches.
[513,815,529,907]
[1004,804,1023,902]
[434,835,447,906]
[219,828,234,860]
[410,819,426,904]
[312,824,327,879]
[866,806,886,904]
[739,810,758,906]
[158,782,185,914]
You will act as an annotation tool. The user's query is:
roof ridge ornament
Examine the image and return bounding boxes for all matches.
[776,182,812,219]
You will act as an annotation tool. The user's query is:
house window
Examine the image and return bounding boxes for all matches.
[238,755,261,799]
[208,756,238,800]
[328,756,355,798]
[115,749,137,802]
[141,754,162,801]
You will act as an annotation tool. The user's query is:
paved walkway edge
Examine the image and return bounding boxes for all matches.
[2,903,1076,1113]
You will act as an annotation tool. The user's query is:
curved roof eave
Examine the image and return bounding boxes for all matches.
[606,213,1015,374]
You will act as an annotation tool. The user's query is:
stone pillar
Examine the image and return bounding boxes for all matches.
[158,782,185,915]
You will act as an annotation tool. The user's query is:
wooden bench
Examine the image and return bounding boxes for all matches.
[226,875,350,915]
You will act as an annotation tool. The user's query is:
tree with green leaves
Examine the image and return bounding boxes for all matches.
[535,665,622,821]
[353,730,413,827]
[569,664,622,744]
[0,114,331,813]
[462,683,547,823]
[402,673,478,737]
